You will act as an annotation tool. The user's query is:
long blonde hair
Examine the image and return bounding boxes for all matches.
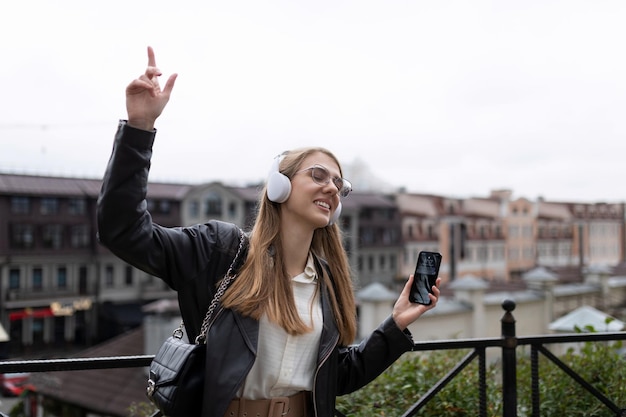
[220,147,357,345]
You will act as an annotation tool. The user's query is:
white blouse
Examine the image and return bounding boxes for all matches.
[239,255,323,399]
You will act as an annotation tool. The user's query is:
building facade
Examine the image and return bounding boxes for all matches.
[1,172,624,355]
[0,173,188,354]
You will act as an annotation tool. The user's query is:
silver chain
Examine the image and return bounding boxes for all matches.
[174,229,246,345]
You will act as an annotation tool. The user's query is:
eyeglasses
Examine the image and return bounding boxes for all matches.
[296,165,352,198]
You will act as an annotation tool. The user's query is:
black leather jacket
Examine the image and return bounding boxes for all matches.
[97,121,415,417]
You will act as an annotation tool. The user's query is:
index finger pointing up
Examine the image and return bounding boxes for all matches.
[147,46,156,67]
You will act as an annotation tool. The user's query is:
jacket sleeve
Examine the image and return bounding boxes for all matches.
[335,316,414,395]
[96,120,227,291]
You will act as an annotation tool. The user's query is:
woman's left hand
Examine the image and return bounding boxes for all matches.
[392,275,441,330]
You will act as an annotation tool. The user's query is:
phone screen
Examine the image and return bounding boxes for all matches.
[409,251,442,305]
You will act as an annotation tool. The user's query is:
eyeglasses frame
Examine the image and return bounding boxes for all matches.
[295,164,352,198]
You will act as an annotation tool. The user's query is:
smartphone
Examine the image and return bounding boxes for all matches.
[409,251,442,305]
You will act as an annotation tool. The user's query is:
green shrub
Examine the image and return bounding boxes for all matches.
[336,331,625,417]
[336,349,502,417]
[516,332,625,417]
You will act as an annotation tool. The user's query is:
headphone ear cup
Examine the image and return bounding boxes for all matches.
[267,171,292,203]
[266,155,291,203]
[329,201,342,226]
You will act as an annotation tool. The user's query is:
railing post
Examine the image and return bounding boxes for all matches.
[501,299,517,417]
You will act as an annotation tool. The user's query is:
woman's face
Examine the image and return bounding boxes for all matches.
[281,151,342,230]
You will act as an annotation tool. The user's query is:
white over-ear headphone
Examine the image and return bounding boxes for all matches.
[266,154,291,204]
[266,154,342,226]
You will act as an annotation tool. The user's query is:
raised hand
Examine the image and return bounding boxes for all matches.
[126,46,177,131]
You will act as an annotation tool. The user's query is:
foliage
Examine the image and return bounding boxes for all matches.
[336,326,626,417]
[516,321,625,417]
[336,349,503,417]
[128,401,159,417]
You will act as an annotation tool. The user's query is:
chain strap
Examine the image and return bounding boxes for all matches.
[173,229,246,345]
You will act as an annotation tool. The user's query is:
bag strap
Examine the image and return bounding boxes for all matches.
[175,228,246,345]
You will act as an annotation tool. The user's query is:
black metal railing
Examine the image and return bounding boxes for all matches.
[401,300,626,417]
[1,300,625,417]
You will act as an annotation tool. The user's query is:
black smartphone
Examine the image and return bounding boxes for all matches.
[409,251,442,305]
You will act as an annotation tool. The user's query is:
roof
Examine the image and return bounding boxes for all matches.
[0,173,102,197]
[549,305,625,332]
[341,192,396,210]
[537,201,572,220]
[356,282,397,301]
[0,172,191,200]
[29,328,152,417]
[394,193,442,217]
[230,184,264,201]
[462,198,501,218]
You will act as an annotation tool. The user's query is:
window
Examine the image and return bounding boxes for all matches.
[189,200,200,217]
[33,268,43,291]
[382,229,393,244]
[205,192,222,216]
[9,269,20,290]
[68,198,86,215]
[359,209,372,220]
[159,200,171,214]
[11,224,34,248]
[43,225,63,248]
[11,197,30,214]
[228,202,237,218]
[40,198,59,215]
[79,266,88,294]
[70,225,91,248]
[361,228,374,245]
[57,267,67,289]
[105,265,114,288]
[125,266,134,286]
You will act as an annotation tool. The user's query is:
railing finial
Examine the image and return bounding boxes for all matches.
[502,299,516,312]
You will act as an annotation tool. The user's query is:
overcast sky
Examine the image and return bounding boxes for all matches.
[2,1,626,203]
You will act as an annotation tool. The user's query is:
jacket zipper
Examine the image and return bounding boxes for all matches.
[312,332,339,417]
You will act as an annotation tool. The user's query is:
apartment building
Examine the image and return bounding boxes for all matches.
[396,189,624,285]
[395,192,507,282]
[0,173,188,354]
[340,192,402,288]
[181,181,259,229]
[179,182,403,289]
[1,172,624,355]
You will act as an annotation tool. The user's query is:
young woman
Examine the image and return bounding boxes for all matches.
[97,47,440,417]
